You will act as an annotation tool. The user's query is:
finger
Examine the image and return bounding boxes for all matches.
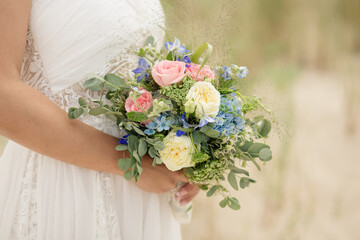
[176,184,200,200]
[179,193,198,206]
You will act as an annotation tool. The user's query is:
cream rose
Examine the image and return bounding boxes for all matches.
[186,81,221,118]
[159,132,195,171]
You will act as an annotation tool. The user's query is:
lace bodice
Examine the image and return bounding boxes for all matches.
[20,0,165,136]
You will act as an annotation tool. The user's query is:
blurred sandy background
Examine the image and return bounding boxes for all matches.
[160,0,360,239]
[1,0,359,239]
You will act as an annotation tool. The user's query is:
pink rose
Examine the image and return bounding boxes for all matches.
[186,63,215,82]
[151,60,187,87]
[125,89,153,113]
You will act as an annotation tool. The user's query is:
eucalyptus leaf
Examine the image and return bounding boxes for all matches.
[206,185,219,197]
[228,171,238,190]
[123,170,133,180]
[219,198,227,208]
[192,131,209,145]
[128,135,138,152]
[248,143,270,156]
[200,125,220,138]
[83,78,104,91]
[230,166,249,176]
[148,146,157,158]
[104,73,125,91]
[155,156,162,164]
[105,112,117,122]
[259,148,272,161]
[118,158,132,171]
[132,151,140,162]
[258,119,272,138]
[133,126,146,136]
[78,97,87,107]
[115,145,128,151]
[228,197,241,210]
[153,141,165,151]
[138,138,148,157]
[68,107,83,119]
[89,107,108,116]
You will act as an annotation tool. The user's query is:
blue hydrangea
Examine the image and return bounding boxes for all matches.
[213,96,245,136]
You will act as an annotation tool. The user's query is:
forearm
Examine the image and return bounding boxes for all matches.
[0,76,127,175]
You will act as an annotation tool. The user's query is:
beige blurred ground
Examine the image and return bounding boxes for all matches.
[1,0,359,239]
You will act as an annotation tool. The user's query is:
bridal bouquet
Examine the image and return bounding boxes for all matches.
[68,37,273,210]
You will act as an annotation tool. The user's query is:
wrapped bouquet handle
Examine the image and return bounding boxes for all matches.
[169,181,192,224]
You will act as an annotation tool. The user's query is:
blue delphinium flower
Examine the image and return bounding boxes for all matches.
[236,66,248,79]
[177,55,191,68]
[222,66,232,80]
[165,38,190,55]
[213,96,245,136]
[118,134,130,145]
[176,130,186,137]
[132,58,150,83]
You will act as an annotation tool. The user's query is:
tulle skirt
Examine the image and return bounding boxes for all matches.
[0,140,181,240]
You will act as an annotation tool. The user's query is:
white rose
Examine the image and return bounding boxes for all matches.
[186,81,221,118]
[159,132,195,171]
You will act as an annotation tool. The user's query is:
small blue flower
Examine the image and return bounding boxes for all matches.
[155,116,171,132]
[222,66,232,80]
[118,134,130,145]
[132,58,150,83]
[176,130,186,137]
[144,128,156,136]
[165,38,190,55]
[146,121,158,130]
[177,56,191,68]
[236,66,249,79]
[181,112,197,129]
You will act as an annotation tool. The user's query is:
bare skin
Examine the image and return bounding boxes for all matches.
[0,0,199,202]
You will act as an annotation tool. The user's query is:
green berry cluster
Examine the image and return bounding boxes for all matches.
[187,158,228,183]
[159,77,195,107]
[192,152,210,164]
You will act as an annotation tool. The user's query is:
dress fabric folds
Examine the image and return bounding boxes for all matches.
[0,0,182,239]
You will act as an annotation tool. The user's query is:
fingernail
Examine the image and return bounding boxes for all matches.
[177,189,188,197]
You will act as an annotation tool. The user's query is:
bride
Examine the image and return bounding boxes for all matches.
[0,0,199,239]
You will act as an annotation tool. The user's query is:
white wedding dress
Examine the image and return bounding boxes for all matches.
[0,0,182,239]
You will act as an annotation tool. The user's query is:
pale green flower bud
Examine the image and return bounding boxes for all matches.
[184,100,196,114]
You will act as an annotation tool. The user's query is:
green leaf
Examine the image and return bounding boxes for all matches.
[259,148,272,161]
[105,112,117,122]
[248,143,270,157]
[155,156,162,164]
[258,119,272,138]
[192,131,209,145]
[148,146,157,158]
[123,170,133,180]
[228,197,241,210]
[128,135,138,152]
[230,166,249,176]
[133,126,146,136]
[240,178,249,189]
[200,125,220,138]
[228,171,238,190]
[145,36,155,46]
[118,158,132,171]
[89,107,108,116]
[104,73,125,91]
[153,141,165,151]
[219,198,228,208]
[68,107,83,119]
[191,42,211,64]
[199,184,209,191]
[239,141,253,152]
[126,112,148,122]
[132,150,141,162]
[250,158,261,171]
[206,185,219,197]
[138,138,148,157]
[83,78,104,91]
[115,145,128,151]
[78,97,87,107]
[171,126,194,133]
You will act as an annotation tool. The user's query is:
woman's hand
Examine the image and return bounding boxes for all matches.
[132,155,189,194]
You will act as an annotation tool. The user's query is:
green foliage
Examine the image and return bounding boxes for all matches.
[83,78,104,91]
[192,152,210,164]
[159,77,195,107]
